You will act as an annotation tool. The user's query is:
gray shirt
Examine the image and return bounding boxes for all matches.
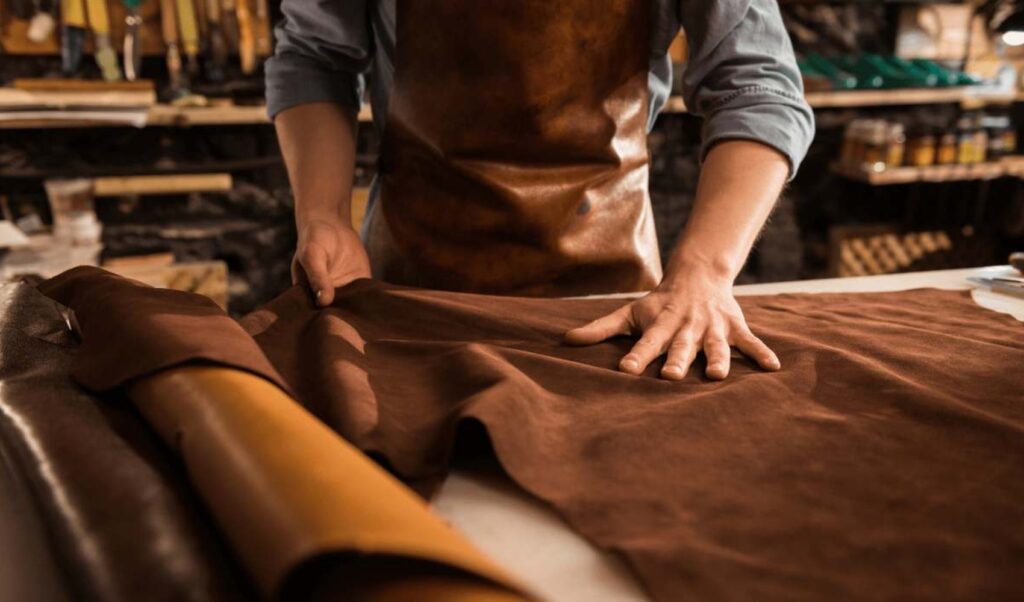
[265,0,815,177]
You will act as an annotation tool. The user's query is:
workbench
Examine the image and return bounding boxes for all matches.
[432,265,1024,602]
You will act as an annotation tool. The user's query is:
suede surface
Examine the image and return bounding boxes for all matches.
[40,267,1024,601]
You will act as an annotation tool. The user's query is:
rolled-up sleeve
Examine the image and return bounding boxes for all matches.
[264,0,372,118]
[679,0,814,179]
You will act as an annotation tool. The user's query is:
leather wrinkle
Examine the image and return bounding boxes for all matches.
[35,265,1024,601]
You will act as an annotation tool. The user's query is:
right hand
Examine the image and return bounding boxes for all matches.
[292,217,371,306]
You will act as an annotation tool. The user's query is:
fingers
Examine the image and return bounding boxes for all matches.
[703,333,731,380]
[661,333,698,381]
[619,315,677,375]
[564,306,631,346]
[734,327,781,371]
[299,243,334,307]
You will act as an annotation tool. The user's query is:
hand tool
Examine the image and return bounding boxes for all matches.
[968,276,1024,300]
[26,0,56,43]
[159,0,185,94]
[1011,252,1024,274]
[219,0,239,57]
[60,0,87,76]
[234,0,255,74]
[204,0,227,82]
[122,0,143,81]
[174,0,200,77]
[85,0,122,81]
[253,0,269,58]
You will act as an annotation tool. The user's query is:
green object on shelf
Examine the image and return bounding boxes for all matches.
[860,54,926,88]
[909,59,961,87]
[832,56,885,89]
[804,54,858,90]
[884,56,939,87]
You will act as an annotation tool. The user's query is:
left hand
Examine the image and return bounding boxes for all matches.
[564,266,780,380]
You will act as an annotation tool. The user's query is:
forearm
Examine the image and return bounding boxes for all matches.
[274,101,359,226]
[667,140,790,284]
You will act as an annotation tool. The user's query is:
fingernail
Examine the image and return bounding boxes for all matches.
[662,365,683,379]
[620,358,638,372]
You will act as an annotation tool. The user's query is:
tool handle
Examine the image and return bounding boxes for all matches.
[1011,252,1024,275]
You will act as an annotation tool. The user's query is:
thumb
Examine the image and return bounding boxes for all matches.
[564,306,631,346]
[300,244,335,306]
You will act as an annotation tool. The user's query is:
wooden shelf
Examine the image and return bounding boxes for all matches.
[805,87,1022,109]
[1,86,1020,130]
[831,156,1024,185]
[93,173,233,196]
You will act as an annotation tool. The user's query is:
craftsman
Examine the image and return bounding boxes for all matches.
[266,1,814,381]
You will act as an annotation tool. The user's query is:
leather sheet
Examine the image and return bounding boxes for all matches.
[40,266,1024,600]
[0,282,250,601]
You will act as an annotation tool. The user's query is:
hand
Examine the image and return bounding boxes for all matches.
[564,266,780,380]
[293,217,371,306]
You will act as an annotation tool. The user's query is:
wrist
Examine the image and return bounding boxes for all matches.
[664,247,739,288]
[296,205,351,229]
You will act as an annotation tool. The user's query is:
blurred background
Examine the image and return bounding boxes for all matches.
[1,0,1023,314]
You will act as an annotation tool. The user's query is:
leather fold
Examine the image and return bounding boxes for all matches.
[37,267,528,601]
[37,266,291,394]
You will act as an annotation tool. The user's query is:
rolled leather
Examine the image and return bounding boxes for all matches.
[0,281,250,601]
[38,265,1024,601]
[128,366,527,600]
[36,267,527,600]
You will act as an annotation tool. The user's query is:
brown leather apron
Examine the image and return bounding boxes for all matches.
[369,0,662,297]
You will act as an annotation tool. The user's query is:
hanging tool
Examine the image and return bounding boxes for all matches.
[85,0,122,81]
[60,0,87,76]
[253,0,269,58]
[1011,252,1024,274]
[159,0,185,93]
[122,0,143,81]
[204,0,227,82]
[219,0,240,59]
[26,0,56,43]
[175,0,200,77]
[235,0,255,74]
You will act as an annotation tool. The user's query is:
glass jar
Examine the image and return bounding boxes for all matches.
[863,121,888,170]
[906,127,937,167]
[937,130,958,165]
[886,123,906,168]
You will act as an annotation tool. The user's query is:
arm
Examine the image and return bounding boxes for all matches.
[566,0,814,380]
[275,103,369,306]
[265,0,372,305]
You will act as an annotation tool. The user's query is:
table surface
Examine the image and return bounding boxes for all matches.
[431,265,1024,602]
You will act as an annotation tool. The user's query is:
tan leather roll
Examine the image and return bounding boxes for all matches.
[128,366,527,601]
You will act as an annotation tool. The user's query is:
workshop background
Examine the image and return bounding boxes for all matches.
[2,0,1024,314]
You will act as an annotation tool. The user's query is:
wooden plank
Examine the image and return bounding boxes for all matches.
[805,87,1021,109]
[13,79,155,92]
[93,173,233,196]
[105,260,229,308]
[103,252,175,268]
[146,104,269,126]
[831,156,1024,185]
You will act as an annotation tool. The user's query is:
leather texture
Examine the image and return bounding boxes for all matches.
[129,366,528,601]
[0,282,250,602]
[38,266,1024,601]
[372,0,662,296]
[31,268,528,601]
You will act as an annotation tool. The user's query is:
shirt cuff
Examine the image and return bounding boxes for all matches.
[264,53,365,119]
[699,86,815,181]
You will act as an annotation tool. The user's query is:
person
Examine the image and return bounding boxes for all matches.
[266,0,814,382]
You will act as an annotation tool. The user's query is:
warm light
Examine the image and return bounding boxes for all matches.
[1002,30,1024,46]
